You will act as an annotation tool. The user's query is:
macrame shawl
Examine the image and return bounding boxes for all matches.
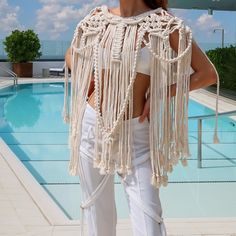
[63,5,220,188]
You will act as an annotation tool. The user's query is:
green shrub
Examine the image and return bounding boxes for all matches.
[206,46,236,90]
[3,29,42,63]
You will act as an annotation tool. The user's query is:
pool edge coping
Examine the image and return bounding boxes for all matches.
[1,137,236,227]
[0,138,82,226]
[190,89,236,121]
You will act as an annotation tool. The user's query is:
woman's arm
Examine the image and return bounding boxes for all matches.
[168,30,218,97]
[139,29,218,123]
[65,46,95,96]
[65,47,72,70]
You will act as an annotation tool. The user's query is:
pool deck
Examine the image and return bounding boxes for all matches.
[190,87,236,121]
[0,78,236,236]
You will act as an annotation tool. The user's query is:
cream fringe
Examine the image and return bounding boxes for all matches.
[63,5,220,188]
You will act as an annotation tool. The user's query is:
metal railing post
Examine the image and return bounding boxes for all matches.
[189,109,236,168]
[197,119,202,168]
[0,65,18,86]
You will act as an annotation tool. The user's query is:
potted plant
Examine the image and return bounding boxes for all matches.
[3,29,42,77]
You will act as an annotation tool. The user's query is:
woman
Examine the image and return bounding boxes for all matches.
[64,0,219,235]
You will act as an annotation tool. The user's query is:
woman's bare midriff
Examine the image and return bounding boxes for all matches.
[88,73,150,120]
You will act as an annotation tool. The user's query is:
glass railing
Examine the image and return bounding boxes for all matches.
[189,110,236,168]
[0,39,70,60]
[0,39,235,60]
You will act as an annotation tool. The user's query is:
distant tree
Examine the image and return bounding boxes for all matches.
[206,45,236,90]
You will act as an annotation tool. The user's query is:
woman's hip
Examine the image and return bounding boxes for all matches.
[80,102,150,164]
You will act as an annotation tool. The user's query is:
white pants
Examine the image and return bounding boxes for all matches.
[78,103,167,236]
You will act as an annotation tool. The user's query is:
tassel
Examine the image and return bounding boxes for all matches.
[68,165,78,176]
[93,158,101,168]
[108,162,115,174]
[181,158,188,167]
[99,166,107,175]
[64,115,70,124]
[213,131,220,144]
[117,165,126,175]
[170,156,179,165]
[151,174,157,186]
[63,62,70,124]
[127,167,133,175]
[155,175,162,188]
[98,160,105,168]
[161,175,168,187]
[167,163,173,173]
[209,49,220,145]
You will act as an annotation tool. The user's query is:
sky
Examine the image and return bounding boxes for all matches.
[0,0,236,45]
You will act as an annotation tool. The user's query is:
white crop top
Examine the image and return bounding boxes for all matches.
[136,46,151,76]
[99,46,151,76]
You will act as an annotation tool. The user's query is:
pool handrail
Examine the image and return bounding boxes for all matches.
[0,65,18,85]
[188,109,236,168]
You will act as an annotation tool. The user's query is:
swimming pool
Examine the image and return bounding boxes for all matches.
[0,83,236,220]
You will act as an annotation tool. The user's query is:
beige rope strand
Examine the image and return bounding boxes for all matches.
[64,5,196,189]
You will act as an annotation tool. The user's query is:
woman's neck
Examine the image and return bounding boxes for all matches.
[118,0,151,17]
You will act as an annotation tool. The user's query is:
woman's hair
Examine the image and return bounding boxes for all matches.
[143,0,168,10]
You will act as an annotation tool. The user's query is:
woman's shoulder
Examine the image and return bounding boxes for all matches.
[83,5,106,19]
[156,10,191,34]
[76,5,190,34]
[154,10,184,25]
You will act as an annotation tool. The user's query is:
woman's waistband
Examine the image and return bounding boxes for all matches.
[84,102,149,130]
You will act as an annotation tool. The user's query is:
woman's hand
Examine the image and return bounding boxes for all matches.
[139,96,150,123]
[139,85,176,123]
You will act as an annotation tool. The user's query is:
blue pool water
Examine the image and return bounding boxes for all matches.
[0,83,236,219]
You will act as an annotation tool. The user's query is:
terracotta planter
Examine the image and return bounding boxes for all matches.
[12,62,33,78]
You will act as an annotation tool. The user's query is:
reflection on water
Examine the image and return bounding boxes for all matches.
[1,83,67,132]
[4,93,41,128]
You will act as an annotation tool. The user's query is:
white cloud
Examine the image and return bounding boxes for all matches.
[38,0,82,4]
[0,0,21,34]
[36,4,79,39]
[171,9,190,22]
[171,9,194,31]
[170,9,222,40]
[36,0,116,39]
[194,13,222,40]
[36,1,222,40]
[196,13,221,31]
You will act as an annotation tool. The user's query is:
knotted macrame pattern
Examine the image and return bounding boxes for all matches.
[63,5,220,188]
